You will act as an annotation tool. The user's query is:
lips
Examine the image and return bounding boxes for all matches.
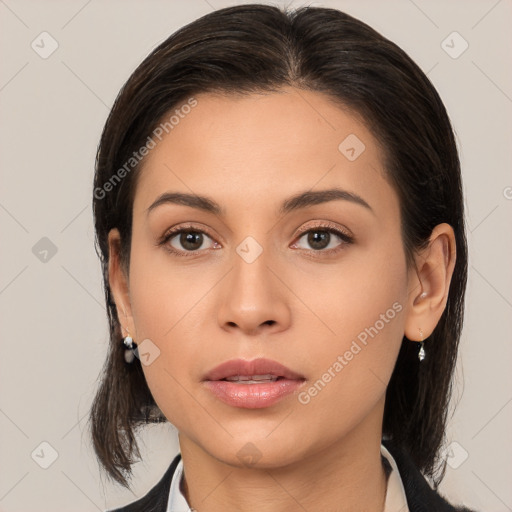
[202,358,306,408]
[203,357,305,382]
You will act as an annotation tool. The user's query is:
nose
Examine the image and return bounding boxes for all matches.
[217,249,291,337]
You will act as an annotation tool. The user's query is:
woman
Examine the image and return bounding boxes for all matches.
[89,4,476,511]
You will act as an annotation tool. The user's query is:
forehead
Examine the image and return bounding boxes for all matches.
[133,87,396,218]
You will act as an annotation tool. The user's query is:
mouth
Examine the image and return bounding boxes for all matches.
[221,374,285,384]
[203,357,305,382]
[202,358,306,409]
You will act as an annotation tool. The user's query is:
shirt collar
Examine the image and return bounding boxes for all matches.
[166,456,191,512]
[381,443,410,512]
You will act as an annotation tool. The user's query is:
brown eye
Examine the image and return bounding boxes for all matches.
[159,225,219,257]
[305,230,331,250]
[294,227,353,252]
[167,229,216,253]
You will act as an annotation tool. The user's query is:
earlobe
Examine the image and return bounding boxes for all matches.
[107,228,136,338]
[404,223,456,343]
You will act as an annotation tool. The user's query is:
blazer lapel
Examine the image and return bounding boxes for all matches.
[382,438,476,512]
[108,453,181,512]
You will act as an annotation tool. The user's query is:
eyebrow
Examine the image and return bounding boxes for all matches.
[146,188,373,217]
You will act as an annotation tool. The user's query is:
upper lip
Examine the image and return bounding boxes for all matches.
[203,358,305,381]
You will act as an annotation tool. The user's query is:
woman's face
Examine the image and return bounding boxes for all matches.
[114,87,416,467]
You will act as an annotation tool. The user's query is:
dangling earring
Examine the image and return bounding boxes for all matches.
[122,332,137,363]
[418,328,426,362]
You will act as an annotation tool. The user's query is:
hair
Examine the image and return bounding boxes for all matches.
[89,3,467,490]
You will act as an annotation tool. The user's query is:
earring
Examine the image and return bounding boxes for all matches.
[418,328,426,362]
[123,334,138,363]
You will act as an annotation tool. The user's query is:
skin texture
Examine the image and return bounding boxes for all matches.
[108,87,456,512]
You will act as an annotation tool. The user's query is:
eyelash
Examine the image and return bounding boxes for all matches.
[158,221,354,258]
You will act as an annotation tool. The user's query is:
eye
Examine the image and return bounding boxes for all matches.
[158,221,353,258]
[159,224,219,257]
[291,222,354,255]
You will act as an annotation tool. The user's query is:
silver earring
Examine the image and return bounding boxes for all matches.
[123,335,137,363]
[418,328,426,362]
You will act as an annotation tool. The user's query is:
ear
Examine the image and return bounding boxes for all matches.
[108,228,136,339]
[404,223,457,342]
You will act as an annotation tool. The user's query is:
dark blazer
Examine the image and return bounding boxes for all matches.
[107,439,477,512]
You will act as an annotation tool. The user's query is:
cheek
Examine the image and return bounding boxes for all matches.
[126,239,220,426]
[127,227,205,339]
[292,240,407,418]
[296,234,407,348]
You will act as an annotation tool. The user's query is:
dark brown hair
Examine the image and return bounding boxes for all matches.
[89,4,467,489]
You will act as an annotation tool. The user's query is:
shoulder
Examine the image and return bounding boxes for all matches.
[383,439,478,512]
[106,453,181,512]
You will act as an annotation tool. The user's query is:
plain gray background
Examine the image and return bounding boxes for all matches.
[1,0,511,510]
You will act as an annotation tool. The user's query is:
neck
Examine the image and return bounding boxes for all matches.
[178,404,388,512]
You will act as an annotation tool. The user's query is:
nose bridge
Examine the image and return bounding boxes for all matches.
[217,231,291,333]
[230,233,276,306]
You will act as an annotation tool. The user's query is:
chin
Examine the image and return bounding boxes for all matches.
[201,433,308,470]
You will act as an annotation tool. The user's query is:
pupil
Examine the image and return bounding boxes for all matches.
[308,231,329,250]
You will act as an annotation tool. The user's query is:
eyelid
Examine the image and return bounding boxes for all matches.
[159,222,216,243]
[294,220,354,239]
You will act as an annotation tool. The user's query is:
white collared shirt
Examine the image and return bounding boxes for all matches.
[166,444,409,512]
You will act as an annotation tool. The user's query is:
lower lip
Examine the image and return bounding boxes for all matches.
[203,379,305,409]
